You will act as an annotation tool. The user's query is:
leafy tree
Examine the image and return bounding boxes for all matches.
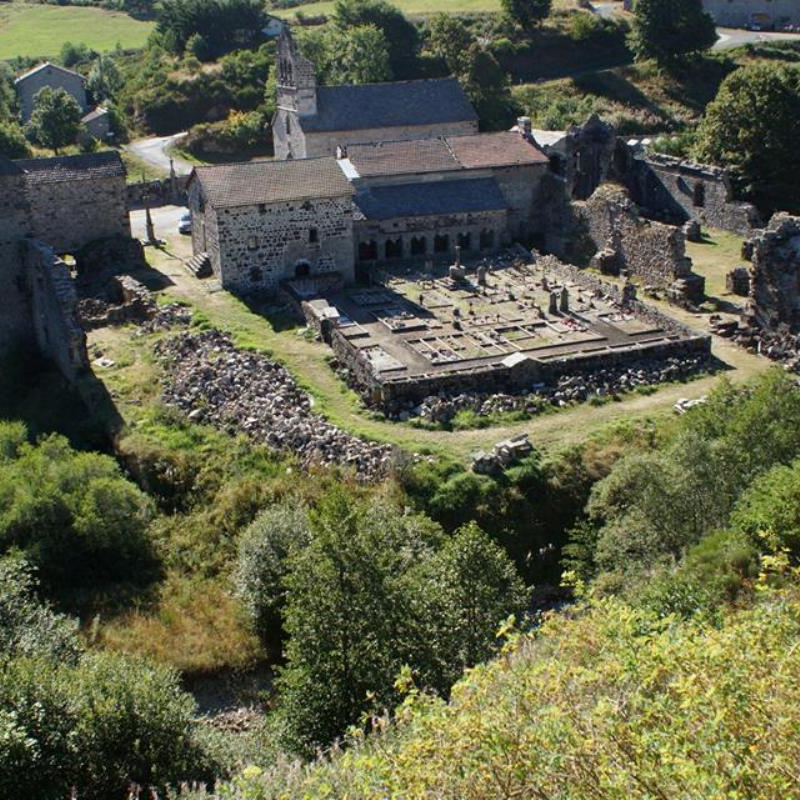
[0,121,30,158]
[500,0,552,31]
[694,62,800,214]
[86,55,123,103]
[426,13,474,74]
[59,41,95,68]
[413,523,529,688]
[0,557,81,663]
[731,457,800,559]
[300,24,392,85]
[275,491,441,754]
[0,63,16,120]
[25,87,83,154]
[0,427,156,594]
[332,0,419,78]
[628,0,717,67]
[234,501,311,650]
[458,44,519,131]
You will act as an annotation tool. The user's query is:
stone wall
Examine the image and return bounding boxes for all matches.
[302,120,479,159]
[27,175,130,253]
[702,0,799,27]
[23,240,89,380]
[273,109,310,160]
[126,175,189,209]
[210,195,355,295]
[354,208,508,268]
[0,170,33,352]
[621,149,760,235]
[492,163,548,240]
[744,213,800,330]
[570,184,704,302]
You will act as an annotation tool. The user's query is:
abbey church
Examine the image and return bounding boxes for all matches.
[187,27,552,295]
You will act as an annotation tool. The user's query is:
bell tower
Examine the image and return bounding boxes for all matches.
[276,27,317,117]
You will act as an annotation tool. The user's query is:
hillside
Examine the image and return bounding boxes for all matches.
[199,571,800,798]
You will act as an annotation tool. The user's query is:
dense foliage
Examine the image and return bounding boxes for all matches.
[628,0,716,66]
[0,422,155,595]
[25,86,84,154]
[501,0,552,32]
[695,62,800,214]
[298,23,392,85]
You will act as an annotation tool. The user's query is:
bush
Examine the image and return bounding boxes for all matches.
[568,11,601,42]
[0,426,156,595]
[0,121,31,158]
[184,110,269,156]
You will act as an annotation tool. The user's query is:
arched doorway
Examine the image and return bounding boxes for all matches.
[294,261,311,278]
[359,240,378,261]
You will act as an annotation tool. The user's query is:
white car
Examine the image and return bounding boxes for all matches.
[178,211,192,235]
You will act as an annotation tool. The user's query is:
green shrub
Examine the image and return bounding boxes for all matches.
[0,121,31,159]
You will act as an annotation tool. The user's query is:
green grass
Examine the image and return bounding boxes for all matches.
[119,149,168,183]
[0,3,153,60]
[686,227,745,300]
[271,0,502,18]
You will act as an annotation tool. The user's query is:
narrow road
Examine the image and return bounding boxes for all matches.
[125,132,194,176]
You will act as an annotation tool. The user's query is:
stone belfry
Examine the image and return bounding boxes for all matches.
[276,27,317,118]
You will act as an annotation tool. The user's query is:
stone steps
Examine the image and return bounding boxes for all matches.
[185,252,212,278]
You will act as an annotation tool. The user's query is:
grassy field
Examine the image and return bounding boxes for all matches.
[271,0,502,17]
[0,3,153,60]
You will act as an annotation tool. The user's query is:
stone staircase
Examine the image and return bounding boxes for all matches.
[185,252,212,278]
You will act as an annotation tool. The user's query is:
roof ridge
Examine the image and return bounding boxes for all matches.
[319,75,459,90]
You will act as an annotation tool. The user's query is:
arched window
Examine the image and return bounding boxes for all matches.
[410,236,426,256]
[479,229,495,250]
[359,241,378,261]
[385,238,403,260]
[434,234,449,253]
[458,232,472,251]
[295,261,310,278]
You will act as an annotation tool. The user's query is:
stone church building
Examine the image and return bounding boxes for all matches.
[188,26,551,296]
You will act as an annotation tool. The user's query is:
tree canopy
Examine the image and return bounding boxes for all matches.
[694,62,800,214]
[628,0,717,66]
[25,87,83,154]
[500,0,552,32]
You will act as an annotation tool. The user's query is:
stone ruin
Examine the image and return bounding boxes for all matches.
[472,434,534,474]
[734,214,800,368]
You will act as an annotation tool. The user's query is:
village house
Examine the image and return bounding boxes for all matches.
[15,62,89,123]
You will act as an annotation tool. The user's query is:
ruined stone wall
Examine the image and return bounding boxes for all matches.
[215,195,355,295]
[622,150,760,235]
[571,184,700,294]
[492,163,548,240]
[0,172,33,353]
[126,175,189,209]
[27,175,130,253]
[354,208,508,265]
[745,213,800,330]
[24,240,88,380]
[302,120,479,159]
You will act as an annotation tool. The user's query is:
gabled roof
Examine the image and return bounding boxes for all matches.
[355,177,507,221]
[14,61,85,85]
[344,132,549,179]
[82,106,109,123]
[14,151,125,183]
[301,78,477,134]
[345,138,461,178]
[192,157,353,209]
[445,131,549,168]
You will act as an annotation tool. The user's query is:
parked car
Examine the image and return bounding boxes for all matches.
[178,211,192,235]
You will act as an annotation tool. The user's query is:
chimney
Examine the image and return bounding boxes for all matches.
[336,144,348,159]
[517,116,532,140]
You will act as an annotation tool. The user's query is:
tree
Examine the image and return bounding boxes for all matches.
[25,87,83,154]
[0,426,156,594]
[459,44,519,131]
[694,62,800,214]
[413,523,529,689]
[59,41,94,68]
[0,121,31,158]
[628,0,717,67]
[275,491,441,754]
[234,501,312,651]
[299,24,392,85]
[426,13,474,74]
[500,0,552,32]
[332,0,419,78]
[86,55,123,103]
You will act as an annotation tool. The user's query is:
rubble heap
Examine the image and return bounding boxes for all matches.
[155,330,395,481]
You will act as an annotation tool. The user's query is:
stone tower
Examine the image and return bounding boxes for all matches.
[276,27,317,117]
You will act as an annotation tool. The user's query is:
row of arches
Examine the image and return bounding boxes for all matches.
[357,229,496,262]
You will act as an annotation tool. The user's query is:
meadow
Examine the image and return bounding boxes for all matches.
[0,2,153,60]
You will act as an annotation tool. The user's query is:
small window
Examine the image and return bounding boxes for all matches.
[309,227,319,243]
[249,267,262,282]
[258,204,266,214]
[247,236,258,250]
[693,182,706,208]
[286,114,291,135]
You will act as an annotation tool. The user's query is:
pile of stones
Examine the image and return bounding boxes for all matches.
[155,330,394,481]
[395,355,708,424]
[138,303,193,333]
[735,322,800,372]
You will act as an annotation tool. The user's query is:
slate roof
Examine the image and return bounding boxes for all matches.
[445,131,549,168]
[14,61,85,85]
[354,178,507,221]
[301,78,477,133]
[14,151,125,183]
[193,157,353,208]
[345,138,460,178]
